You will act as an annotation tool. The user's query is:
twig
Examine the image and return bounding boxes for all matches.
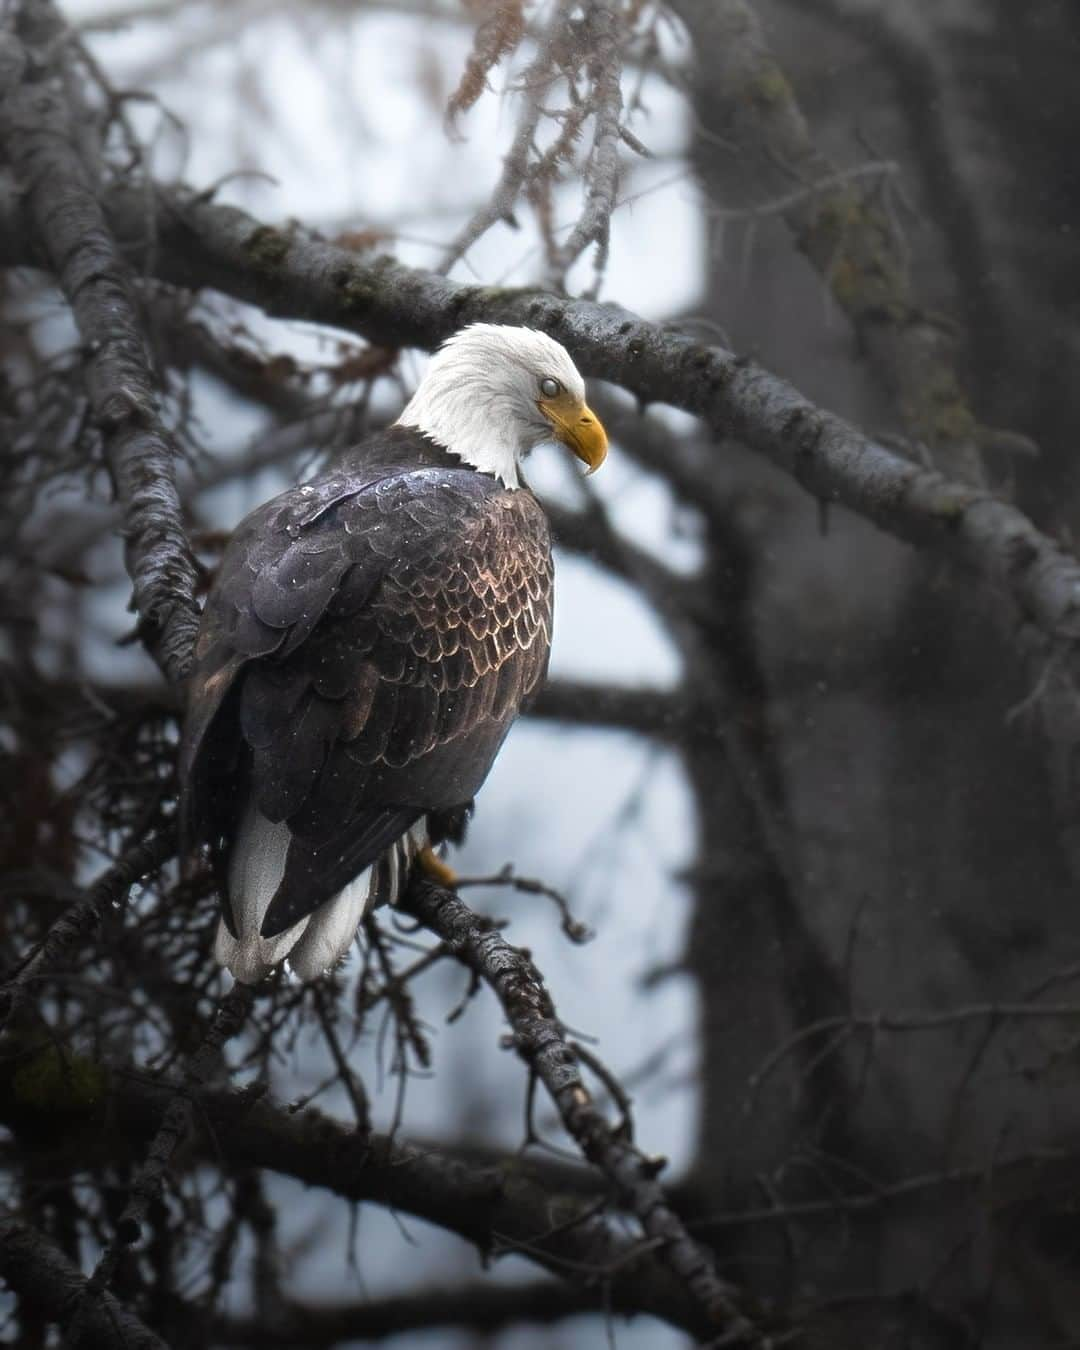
[456,864,595,944]
[0,830,175,1033]
[746,1000,1080,1107]
[548,0,625,295]
[440,7,561,274]
[312,983,371,1134]
[71,983,255,1329]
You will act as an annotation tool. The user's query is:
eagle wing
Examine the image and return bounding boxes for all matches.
[180,465,553,936]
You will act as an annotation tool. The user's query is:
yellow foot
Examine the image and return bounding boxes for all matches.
[418,844,457,888]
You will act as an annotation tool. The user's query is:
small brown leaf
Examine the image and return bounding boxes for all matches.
[446,0,526,129]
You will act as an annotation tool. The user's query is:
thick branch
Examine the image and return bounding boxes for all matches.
[0,33,199,682]
[213,1280,599,1345]
[0,1217,167,1350]
[529,679,689,738]
[3,182,1057,638]
[77,1075,725,1339]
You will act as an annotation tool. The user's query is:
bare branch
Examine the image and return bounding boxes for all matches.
[440,6,560,273]
[528,678,690,738]
[93,1075,740,1338]
[0,26,200,682]
[782,0,1004,387]
[74,982,255,1321]
[0,1216,167,1350]
[547,0,625,294]
[0,830,175,1034]
[213,1279,598,1346]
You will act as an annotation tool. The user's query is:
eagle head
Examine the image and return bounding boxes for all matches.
[396,323,608,488]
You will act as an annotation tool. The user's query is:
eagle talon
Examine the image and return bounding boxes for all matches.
[418,844,458,888]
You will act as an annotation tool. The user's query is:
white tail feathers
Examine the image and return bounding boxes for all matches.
[287,866,373,981]
[214,799,429,983]
[216,802,307,983]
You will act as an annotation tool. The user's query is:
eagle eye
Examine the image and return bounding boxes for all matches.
[539,376,562,399]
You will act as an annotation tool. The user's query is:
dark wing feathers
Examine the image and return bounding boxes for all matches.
[251,692,340,823]
[181,455,553,936]
[267,805,422,934]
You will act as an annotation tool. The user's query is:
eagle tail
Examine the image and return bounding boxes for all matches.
[214,800,428,982]
[286,867,374,981]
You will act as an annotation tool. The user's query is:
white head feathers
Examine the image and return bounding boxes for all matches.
[395,324,587,488]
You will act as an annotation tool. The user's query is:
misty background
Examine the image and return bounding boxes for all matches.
[4,2,1080,1347]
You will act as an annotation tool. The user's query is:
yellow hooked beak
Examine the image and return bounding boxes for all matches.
[539,394,608,474]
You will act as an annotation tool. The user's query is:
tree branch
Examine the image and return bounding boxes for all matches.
[0,28,200,682]
[403,877,776,1345]
[78,983,254,1315]
[528,678,689,739]
[212,1280,601,1346]
[0,1216,167,1350]
[0,830,175,1034]
[547,0,625,294]
[0,178,1056,649]
[781,0,1003,392]
[80,1075,735,1339]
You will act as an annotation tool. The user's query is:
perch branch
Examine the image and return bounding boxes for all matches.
[404,877,775,1345]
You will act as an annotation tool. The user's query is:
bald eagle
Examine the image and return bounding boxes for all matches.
[179,324,607,982]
